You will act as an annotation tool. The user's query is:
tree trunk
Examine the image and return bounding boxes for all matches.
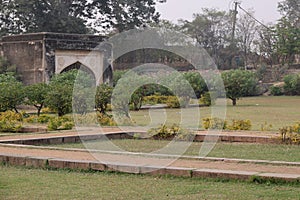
[232,98,237,106]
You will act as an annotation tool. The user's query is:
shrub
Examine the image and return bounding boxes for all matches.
[0,111,23,132]
[279,125,300,145]
[97,113,117,126]
[143,95,169,105]
[148,124,192,140]
[227,120,252,131]
[166,96,180,108]
[283,73,300,95]
[270,86,284,96]
[47,116,74,131]
[202,117,226,130]
[199,92,217,106]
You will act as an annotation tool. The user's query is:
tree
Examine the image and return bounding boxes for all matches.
[221,70,258,106]
[275,17,300,65]
[278,0,300,27]
[25,83,48,116]
[183,72,208,98]
[0,0,164,36]
[0,73,24,112]
[181,8,232,68]
[95,84,113,114]
[45,70,93,116]
[235,11,258,69]
[92,0,161,33]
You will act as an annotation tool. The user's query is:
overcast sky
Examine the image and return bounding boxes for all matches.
[156,0,282,24]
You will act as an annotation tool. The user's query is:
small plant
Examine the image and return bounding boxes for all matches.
[47,116,74,131]
[199,92,216,106]
[279,124,300,145]
[97,113,117,126]
[166,96,180,108]
[202,117,227,130]
[0,111,23,132]
[148,124,192,140]
[227,120,252,131]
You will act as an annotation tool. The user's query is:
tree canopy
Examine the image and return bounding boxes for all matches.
[0,0,163,36]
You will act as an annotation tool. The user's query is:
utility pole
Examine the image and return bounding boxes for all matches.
[231,1,239,44]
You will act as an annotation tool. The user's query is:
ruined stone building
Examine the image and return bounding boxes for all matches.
[0,32,112,85]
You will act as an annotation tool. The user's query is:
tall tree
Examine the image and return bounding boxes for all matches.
[0,0,163,36]
[181,8,233,69]
[235,11,258,69]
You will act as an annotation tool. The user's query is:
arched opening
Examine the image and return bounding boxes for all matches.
[60,61,96,84]
[103,65,113,84]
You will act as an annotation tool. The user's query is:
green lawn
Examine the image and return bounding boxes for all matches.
[49,139,300,162]
[0,165,299,200]
[129,96,300,131]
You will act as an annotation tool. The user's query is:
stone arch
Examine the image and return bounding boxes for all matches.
[55,50,104,84]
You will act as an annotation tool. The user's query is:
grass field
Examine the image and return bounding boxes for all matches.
[0,165,300,200]
[129,96,300,131]
[48,139,300,162]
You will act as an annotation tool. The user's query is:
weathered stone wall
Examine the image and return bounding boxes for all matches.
[0,32,111,85]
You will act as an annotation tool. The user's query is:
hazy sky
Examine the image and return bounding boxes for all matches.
[156,0,282,24]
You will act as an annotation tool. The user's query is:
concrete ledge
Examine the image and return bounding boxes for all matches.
[259,173,300,182]
[193,169,259,180]
[25,157,48,168]
[0,153,299,182]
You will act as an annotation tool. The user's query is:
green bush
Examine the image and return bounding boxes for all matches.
[166,96,180,108]
[47,116,74,131]
[97,113,117,126]
[270,86,284,96]
[199,92,217,106]
[148,124,192,140]
[283,74,300,95]
[279,125,300,145]
[0,111,23,132]
[227,119,252,131]
[202,117,227,130]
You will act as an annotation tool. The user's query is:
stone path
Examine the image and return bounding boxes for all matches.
[0,128,299,182]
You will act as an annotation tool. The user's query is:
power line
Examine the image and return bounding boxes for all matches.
[238,4,272,30]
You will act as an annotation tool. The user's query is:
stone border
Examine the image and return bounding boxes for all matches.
[0,131,278,145]
[1,153,299,182]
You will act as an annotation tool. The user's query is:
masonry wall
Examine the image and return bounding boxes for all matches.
[0,33,110,85]
[0,34,45,85]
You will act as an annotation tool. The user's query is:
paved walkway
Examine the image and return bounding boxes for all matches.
[0,128,299,181]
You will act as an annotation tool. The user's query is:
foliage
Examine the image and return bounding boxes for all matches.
[279,124,300,145]
[199,92,216,106]
[0,111,23,132]
[181,8,232,68]
[143,95,169,105]
[24,114,53,124]
[95,84,113,114]
[97,113,117,126]
[283,73,300,95]
[148,124,192,140]
[47,116,74,131]
[275,17,300,65]
[183,72,208,98]
[0,0,164,36]
[25,83,48,116]
[45,70,93,116]
[226,119,252,131]
[221,70,258,106]
[270,86,284,96]
[202,117,227,130]
[0,73,24,113]
[166,96,180,108]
